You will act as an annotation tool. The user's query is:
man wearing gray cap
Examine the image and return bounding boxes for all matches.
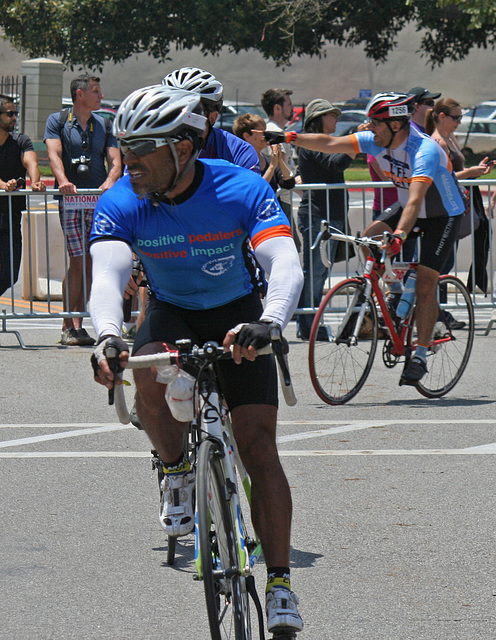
[296,98,355,340]
[408,87,442,134]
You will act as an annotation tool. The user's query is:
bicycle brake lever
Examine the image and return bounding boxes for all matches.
[269,324,291,387]
[105,344,119,406]
[310,220,331,251]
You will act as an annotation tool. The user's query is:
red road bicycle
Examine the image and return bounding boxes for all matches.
[308,222,475,405]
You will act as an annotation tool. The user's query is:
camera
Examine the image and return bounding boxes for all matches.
[71,155,91,176]
[15,177,25,189]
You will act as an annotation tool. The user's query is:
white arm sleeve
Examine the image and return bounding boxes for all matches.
[254,236,304,329]
[89,240,134,340]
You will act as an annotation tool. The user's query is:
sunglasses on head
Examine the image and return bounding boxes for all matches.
[447,113,463,122]
[119,138,169,156]
[1,110,19,118]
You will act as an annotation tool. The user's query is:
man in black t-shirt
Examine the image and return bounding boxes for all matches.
[0,94,46,296]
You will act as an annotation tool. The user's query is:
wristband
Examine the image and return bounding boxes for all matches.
[393,229,407,243]
[285,131,297,143]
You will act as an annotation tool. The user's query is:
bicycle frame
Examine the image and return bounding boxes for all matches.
[309,220,475,404]
[365,257,410,356]
[193,381,262,582]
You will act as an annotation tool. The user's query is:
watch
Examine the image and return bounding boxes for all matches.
[395,229,407,242]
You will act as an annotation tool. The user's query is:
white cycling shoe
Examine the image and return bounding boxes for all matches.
[159,469,195,537]
[266,587,304,634]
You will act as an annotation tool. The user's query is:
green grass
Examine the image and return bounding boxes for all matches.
[344,166,372,182]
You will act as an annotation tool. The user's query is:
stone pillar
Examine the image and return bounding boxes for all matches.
[21,58,63,140]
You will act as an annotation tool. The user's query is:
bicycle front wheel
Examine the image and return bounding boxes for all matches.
[309,278,378,404]
[414,275,474,398]
[198,438,251,640]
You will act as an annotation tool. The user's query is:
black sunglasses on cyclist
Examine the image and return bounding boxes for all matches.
[1,110,19,118]
[420,99,435,107]
[447,113,463,122]
[119,138,169,156]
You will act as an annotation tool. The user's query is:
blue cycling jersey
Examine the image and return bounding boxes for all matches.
[201,127,261,174]
[90,159,292,310]
[351,126,465,218]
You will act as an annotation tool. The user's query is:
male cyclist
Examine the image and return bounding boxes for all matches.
[89,85,304,635]
[263,92,465,384]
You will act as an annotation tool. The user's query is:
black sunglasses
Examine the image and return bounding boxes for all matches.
[1,110,19,118]
[447,113,463,122]
[420,100,434,107]
[81,131,89,151]
[119,138,169,156]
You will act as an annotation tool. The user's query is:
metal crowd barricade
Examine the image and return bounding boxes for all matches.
[290,179,496,330]
[1,181,496,348]
[0,188,101,348]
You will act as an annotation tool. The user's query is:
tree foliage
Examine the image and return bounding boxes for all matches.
[1,0,495,70]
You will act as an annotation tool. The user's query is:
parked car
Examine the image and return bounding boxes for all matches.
[454,120,496,156]
[214,101,267,133]
[93,108,117,123]
[462,101,496,121]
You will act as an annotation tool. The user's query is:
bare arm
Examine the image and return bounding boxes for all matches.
[370,158,387,181]
[99,146,122,192]
[396,181,430,234]
[22,150,46,192]
[259,129,357,156]
[288,132,356,155]
[46,138,77,194]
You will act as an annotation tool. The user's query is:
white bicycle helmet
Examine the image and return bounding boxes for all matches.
[114,85,207,201]
[162,67,223,109]
[113,85,207,142]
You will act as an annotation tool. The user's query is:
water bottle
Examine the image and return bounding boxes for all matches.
[166,371,195,422]
[396,272,417,319]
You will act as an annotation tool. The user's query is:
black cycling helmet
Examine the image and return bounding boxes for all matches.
[366,93,415,120]
[162,67,223,111]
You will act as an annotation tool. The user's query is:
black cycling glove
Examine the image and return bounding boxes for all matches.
[234,320,278,350]
[91,335,128,377]
[263,130,286,145]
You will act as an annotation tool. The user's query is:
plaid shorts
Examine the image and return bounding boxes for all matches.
[59,202,95,258]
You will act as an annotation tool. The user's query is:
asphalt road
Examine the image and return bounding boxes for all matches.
[1,315,495,640]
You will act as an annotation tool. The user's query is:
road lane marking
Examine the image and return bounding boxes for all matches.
[0,424,133,448]
[0,421,495,458]
[1,446,496,458]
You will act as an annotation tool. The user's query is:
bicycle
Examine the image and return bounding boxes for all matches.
[106,327,297,640]
[308,221,475,405]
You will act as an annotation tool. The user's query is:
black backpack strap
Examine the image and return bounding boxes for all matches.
[59,108,70,134]
[103,116,112,149]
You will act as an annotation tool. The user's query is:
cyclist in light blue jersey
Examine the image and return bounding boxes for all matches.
[262,92,465,385]
[89,85,304,635]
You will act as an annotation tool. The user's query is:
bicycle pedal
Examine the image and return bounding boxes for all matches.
[399,375,417,387]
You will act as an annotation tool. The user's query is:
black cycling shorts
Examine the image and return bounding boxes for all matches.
[133,292,278,410]
[376,207,462,273]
